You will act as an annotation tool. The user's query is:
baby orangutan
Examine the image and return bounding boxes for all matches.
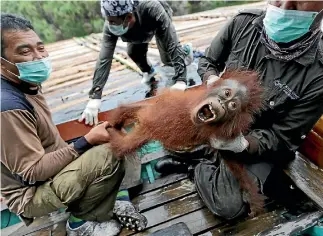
[107,70,265,217]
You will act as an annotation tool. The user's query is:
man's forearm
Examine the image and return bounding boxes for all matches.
[197,55,221,82]
[22,137,92,184]
[244,129,282,158]
[89,22,117,99]
[89,59,113,99]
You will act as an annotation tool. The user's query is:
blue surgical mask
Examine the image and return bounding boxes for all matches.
[108,18,129,36]
[2,57,52,84]
[263,5,318,43]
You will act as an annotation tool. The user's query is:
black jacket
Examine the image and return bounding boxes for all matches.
[198,9,323,163]
[89,0,186,99]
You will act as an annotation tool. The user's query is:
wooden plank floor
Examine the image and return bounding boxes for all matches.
[9,172,320,236]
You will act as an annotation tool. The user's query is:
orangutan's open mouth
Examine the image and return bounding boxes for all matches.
[197,104,217,122]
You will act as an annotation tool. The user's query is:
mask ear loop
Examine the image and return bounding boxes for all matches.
[1,57,20,78]
[122,14,129,29]
[309,10,323,31]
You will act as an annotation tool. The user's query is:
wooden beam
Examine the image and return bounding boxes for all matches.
[51,78,141,113]
[313,116,323,137]
[285,152,323,209]
[73,37,142,74]
[49,61,96,80]
[133,179,196,212]
[138,173,187,195]
[56,89,158,141]
[134,208,223,236]
[120,193,205,236]
[204,209,286,236]
[258,211,323,236]
[10,212,70,236]
[299,116,323,168]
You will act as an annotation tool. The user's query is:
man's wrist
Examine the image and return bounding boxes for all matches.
[74,136,93,155]
[244,135,258,154]
[203,71,218,82]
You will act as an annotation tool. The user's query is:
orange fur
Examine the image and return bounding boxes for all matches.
[107,69,265,216]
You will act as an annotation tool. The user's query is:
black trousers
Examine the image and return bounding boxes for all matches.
[167,148,274,220]
[127,41,173,73]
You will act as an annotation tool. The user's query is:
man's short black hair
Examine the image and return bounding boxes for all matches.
[1,13,34,58]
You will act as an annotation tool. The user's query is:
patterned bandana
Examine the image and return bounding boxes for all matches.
[101,0,140,17]
[260,9,323,62]
[260,28,321,62]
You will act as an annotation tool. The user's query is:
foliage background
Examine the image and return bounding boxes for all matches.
[1,0,259,43]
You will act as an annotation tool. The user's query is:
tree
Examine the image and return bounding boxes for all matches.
[1,0,260,43]
[1,0,105,43]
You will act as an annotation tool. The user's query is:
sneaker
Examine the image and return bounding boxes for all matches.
[113,200,147,232]
[183,43,194,66]
[66,219,121,236]
[141,68,157,84]
[170,81,187,91]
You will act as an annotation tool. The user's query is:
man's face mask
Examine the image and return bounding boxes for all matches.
[108,16,129,36]
[263,4,318,43]
[2,57,52,85]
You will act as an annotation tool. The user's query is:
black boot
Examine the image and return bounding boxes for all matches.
[155,156,189,175]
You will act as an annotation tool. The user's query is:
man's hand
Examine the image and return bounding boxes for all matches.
[210,133,249,153]
[84,121,111,145]
[206,75,220,87]
[79,99,102,126]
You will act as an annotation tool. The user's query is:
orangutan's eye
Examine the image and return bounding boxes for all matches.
[224,89,231,98]
[228,101,237,110]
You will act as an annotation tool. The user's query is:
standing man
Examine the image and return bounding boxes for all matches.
[79,0,194,126]
[156,0,323,220]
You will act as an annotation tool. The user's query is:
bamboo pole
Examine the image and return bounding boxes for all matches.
[50,61,96,80]
[50,47,92,61]
[46,68,134,106]
[52,52,98,71]
[43,70,94,87]
[46,40,77,52]
[43,64,127,93]
[49,44,87,57]
[74,37,142,74]
[51,79,140,113]
[43,75,93,93]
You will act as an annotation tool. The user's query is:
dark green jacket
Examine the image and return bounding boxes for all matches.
[198,9,323,163]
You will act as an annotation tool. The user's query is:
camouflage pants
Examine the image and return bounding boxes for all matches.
[23,144,125,222]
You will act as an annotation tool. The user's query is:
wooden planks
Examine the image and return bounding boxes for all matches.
[313,116,323,137]
[9,165,322,236]
[200,209,323,236]
[138,173,187,195]
[203,209,286,236]
[135,208,223,236]
[133,179,196,212]
[10,212,70,236]
[120,193,206,236]
[285,152,323,209]
[299,117,323,168]
[259,211,323,236]
[148,222,193,236]
[9,174,190,236]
